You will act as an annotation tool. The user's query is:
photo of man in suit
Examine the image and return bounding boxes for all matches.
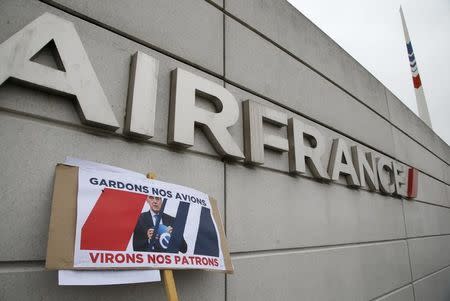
[133,195,187,253]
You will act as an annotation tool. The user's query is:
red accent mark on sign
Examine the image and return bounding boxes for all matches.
[407,168,418,199]
[413,74,422,89]
[81,188,147,251]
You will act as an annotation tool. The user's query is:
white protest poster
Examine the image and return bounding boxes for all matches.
[59,158,160,285]
[58,269,160,286]
[73,167,232,272]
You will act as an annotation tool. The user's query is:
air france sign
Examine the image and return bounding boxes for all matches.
[0,13,418,198]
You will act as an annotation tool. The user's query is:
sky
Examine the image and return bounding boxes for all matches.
[287,0,450,145]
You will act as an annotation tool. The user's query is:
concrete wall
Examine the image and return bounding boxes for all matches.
[0,0,449,300]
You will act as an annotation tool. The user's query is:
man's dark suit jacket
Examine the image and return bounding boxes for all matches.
[133,211,187,253]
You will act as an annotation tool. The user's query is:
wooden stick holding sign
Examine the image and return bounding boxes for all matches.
[146,172,179,301]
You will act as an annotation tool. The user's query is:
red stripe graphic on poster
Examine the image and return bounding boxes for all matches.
[81,189,147,251]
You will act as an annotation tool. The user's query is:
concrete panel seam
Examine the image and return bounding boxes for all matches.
[223,57,227,300]
[406,233,450,240]
[223,164,227,232]
[224,273,227,301]
[413,199,450,210]
[407,233,450,242]
[39,0,450,166]
[205,0,222,10]
[402,196,417,300]
[222,1,226,79]
[231,233,450,258]
[231,239,407,259]
[0,261,45,273]
[384,85,393,121]
[384,87,399,170]
[412,264,450,285]
[370,284,413,301]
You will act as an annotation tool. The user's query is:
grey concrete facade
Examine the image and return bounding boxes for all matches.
[0,0,449,300]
